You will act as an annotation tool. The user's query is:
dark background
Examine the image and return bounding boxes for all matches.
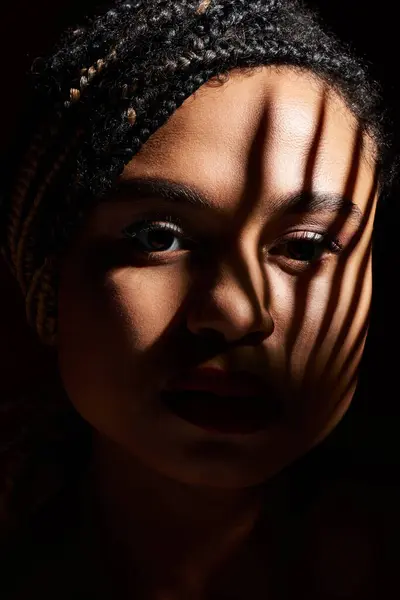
[0,2,399,592]
[0,1,398,440]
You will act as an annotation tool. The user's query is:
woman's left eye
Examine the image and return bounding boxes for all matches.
[269,231,342,263]
[122,217,192,254]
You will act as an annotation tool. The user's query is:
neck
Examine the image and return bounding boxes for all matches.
[79,432,269,597]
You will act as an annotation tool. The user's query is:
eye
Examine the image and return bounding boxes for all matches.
[269,231,342,265]
[122,216,194,255]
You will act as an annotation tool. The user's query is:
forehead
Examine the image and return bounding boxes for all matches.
[124,66,376,212]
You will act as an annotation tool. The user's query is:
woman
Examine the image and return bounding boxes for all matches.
[0,0,397,597]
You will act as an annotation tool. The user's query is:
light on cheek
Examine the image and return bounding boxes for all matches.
[105,268,190,349]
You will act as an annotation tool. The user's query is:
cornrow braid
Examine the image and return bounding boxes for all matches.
[16,130,84,295]
[6,126,60,272]
[0,0,395,346]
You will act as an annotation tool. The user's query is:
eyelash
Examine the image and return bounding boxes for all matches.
[121,214,343,266]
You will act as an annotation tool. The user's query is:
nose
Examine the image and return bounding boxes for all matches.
[186,259,274,345]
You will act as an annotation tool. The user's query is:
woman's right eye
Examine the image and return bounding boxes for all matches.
[122,217,194,255]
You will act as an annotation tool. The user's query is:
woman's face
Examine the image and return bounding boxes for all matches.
[58,66,378,489]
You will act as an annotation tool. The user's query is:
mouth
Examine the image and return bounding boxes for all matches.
[159,389,282,435]
[159,366,283,435]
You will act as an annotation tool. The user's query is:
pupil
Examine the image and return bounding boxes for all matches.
[148,230,174,250]
[287,241,316,261]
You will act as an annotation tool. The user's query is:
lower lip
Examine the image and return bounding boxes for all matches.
[160,390,281,435]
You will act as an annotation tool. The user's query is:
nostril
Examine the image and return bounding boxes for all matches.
[234,330,268,347]
[197,328,267,348]
[198,328,226,342]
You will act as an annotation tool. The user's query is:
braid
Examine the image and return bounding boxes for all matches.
[6,127,59,272]
[1,0,393,346]
[16,130,84,295]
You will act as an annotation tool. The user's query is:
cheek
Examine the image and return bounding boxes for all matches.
[58,259,188,368]
[56,254,189,424]
[107,265,190,349]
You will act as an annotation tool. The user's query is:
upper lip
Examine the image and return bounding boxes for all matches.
[164,366,267,398]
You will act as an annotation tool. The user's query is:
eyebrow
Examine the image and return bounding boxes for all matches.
[114,176,364,226]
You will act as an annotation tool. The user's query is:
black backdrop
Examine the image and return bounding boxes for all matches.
[0,2,399,594]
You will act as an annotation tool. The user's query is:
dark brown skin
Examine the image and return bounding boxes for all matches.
[56,66,379,598]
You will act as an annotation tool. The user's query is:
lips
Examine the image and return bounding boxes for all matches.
[165,367,267,398]
[161,367,281,434]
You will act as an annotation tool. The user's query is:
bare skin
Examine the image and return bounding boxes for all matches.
[56,66,379,598]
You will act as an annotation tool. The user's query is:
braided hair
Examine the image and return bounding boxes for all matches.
[0,0,397,542]
[0,0,395,346]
